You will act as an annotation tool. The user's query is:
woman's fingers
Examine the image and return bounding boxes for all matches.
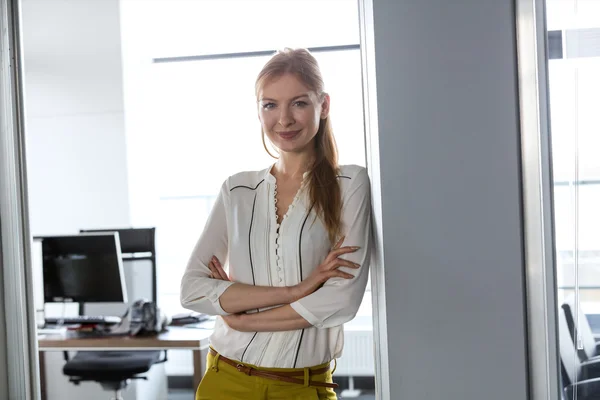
[329,246,360,261]
[208,258,226,280]
[338,245,361,254]
[212,257,230,281]
[325,258,359,271]
[207,259,218,278]
[327,270,355,280]
[325,244,358,264]
[333,236,345,250]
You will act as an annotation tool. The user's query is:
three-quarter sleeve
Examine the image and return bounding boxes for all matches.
[290,168,372,329]
[180,180,235,315]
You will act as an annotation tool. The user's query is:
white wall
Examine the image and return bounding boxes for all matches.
[22,0,130,236]
[364,0,529,398]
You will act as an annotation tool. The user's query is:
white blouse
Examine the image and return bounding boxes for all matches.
[180,164,372,368]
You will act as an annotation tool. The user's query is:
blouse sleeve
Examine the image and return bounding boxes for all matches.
[290,168,372,329]
[180,180,235,316]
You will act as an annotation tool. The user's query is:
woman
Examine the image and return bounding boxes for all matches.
[180,48,372,400]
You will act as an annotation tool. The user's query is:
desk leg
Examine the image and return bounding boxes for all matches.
[39,351,47,400]
[193,349,203,391]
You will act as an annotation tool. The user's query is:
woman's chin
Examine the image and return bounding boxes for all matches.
[276,144,310,154]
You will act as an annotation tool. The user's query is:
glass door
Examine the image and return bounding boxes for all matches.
[546,1,600,398]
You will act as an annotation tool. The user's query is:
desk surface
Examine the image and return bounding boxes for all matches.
[38,327,212,351]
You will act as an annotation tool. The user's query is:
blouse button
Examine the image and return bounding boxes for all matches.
[279,278,283,282]
[277,267,281,271]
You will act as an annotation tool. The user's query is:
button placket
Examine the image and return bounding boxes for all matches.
[273,184,286,285]
[272,175,307,286]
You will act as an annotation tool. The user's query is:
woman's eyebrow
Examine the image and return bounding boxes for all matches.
[260,94,310,102]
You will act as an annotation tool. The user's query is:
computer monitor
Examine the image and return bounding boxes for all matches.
[39,232,128,303]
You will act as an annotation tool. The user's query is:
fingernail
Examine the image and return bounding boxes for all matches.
[352,246,361,250]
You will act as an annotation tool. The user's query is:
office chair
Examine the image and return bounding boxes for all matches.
[63,228,163,400]
[559,304,600,399]
[562,295,600,362]
[63,350,167,400]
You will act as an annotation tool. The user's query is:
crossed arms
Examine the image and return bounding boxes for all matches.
[180,169,372,331]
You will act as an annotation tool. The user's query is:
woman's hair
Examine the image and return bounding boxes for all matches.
[255,48,341,245]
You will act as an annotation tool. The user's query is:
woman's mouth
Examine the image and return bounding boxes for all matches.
[277,130,301,140]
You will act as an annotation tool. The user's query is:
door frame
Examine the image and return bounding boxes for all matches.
[0,0,41,399]
[515,0,561,398]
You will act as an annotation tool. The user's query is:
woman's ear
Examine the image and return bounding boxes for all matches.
[320,93,331,119]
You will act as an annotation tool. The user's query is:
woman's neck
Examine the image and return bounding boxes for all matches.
[273,151,315,180]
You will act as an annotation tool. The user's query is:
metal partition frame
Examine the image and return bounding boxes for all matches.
[0,0,40,399]
[515,0,561,399]
[357,0,390,399]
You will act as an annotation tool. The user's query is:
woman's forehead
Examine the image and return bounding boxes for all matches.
[259,74,314,100]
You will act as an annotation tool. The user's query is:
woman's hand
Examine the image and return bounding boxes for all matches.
[292,236,360,299]
[221,313,244,331]
[208,256,230,281]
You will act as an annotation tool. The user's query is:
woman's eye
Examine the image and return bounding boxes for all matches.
[262,103,276,110]
[294,101,308,107]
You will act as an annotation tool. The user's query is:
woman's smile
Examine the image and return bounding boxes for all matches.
[277,130,302,140]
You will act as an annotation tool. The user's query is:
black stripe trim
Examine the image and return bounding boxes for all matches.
[241,332,258,362]
[249,194,257,286]
[292,206,313,368]
[298,205,314,280]
[337,175,351,179]
[230,179,264,192]
[293,329,305,368]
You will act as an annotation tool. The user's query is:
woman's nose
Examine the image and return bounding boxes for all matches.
[278,109,295,127]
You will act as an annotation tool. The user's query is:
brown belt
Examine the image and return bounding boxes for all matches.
[209,348,338,389]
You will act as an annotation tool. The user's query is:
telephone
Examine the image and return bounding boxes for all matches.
[128,299,169,336]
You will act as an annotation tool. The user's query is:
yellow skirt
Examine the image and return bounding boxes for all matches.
[195,349,338,400]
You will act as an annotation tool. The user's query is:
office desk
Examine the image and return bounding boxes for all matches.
[38,327,212,399]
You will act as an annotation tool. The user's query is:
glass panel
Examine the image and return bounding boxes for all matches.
[547,1,600,398]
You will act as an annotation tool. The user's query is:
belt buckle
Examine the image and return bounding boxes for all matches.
[236,363,252,376]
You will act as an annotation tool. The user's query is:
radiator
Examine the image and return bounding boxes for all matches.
[334,327,375,376]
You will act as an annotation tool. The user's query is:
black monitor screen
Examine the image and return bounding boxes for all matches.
[40,233,127,303]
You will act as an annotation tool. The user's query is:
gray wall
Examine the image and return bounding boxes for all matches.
[367,0,529,398]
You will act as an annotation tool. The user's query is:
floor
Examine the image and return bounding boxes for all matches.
[168,389,376,400]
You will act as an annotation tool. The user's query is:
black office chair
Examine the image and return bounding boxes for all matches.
[63,350,167,400]
[562,295,600,363]
[559,304,600,399]
[63,228,164,400]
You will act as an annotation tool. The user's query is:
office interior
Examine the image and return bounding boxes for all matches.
[2,0,600,399]
[18,1,375,399]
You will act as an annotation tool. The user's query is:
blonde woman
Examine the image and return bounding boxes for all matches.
[181,48,372,400]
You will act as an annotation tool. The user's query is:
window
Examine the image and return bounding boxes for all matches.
[119,0,368,316]
[545,1,600,396]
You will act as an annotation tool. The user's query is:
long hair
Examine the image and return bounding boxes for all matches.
[255,48,341,245]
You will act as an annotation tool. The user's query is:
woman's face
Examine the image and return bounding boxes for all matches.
[258,73,330,155]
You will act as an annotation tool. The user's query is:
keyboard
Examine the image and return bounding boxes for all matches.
[45,315,121,326]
